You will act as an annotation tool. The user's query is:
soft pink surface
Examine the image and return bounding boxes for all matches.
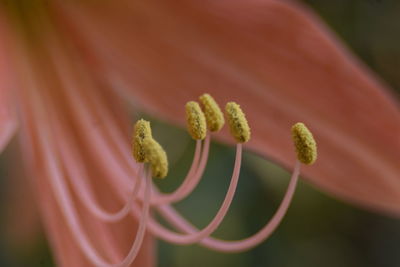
[8,18,155,265]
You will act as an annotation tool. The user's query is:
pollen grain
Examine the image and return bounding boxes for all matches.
[132,119,152,162]
[225,102,251,143]
[199,93,225,132]
[142,138,169,179]
[291,122,317,165]
[185,101,207,140]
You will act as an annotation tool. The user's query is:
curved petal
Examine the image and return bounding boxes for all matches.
[10,21,155,266]
[54,0,400,216]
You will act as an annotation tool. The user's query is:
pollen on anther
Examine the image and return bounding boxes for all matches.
[225,102,251,143]
[132,119,152,162]
[185,101,207,140]
[291,122,317,165]
[199,93,225,132]
[142,138,169,178]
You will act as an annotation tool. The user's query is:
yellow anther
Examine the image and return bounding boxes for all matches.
[199,93,225,132]
[291,122,317,165]
[142,138,168,179]
[185,101,207,140]
[225,102,251,143]
[132,119,152,162]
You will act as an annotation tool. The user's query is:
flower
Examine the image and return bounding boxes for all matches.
[0,0,399,266]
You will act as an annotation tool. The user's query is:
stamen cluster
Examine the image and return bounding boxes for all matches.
[128,93,317,254]
[50,92,317,267]
[132,119,168,178]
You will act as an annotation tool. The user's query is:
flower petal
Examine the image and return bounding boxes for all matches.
[11,24,155,266]
[56,0,400,215]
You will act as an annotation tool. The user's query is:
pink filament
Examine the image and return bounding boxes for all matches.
[52,59,210,207]
[154,144,242,244]
[57,66,213,207]
[59,135,144,222]
[155,160,301,252]
[150,135,210,205]
[56,119,143,222]
[22,64,152,266]
[37,122,152,266]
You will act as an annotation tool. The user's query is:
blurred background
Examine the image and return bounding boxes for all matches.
[1,0,400,266]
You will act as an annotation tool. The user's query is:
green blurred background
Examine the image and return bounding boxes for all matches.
[1,0,400,266]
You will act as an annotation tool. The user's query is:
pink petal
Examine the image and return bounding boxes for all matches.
[56,0,400,215]
[11,23,155,266]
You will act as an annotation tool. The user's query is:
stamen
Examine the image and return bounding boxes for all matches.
[152,161,301,253]
[199,93,225,132]
[142,137,168,178]
[142,120,317,252]
[185,101,206,140]
[150,138,206,205]
[60,131,143,222]
[291,122,317,165]
[132,119,152,162]
[137,144,243,245]
[225,102,251,143]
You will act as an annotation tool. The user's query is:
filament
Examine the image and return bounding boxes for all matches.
[150,135,210,205]
[46,136,152,266]
[145,144,242,244]
[52,74,209,206]
[155,160,301,252]
[59,131,143,222]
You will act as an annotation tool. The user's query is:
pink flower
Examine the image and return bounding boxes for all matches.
[1,0,399,266]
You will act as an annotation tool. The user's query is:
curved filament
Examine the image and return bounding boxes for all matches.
[150,135,210,205]
[155,161,301,252]
[145,144,242,244]
[60,134,143,222]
